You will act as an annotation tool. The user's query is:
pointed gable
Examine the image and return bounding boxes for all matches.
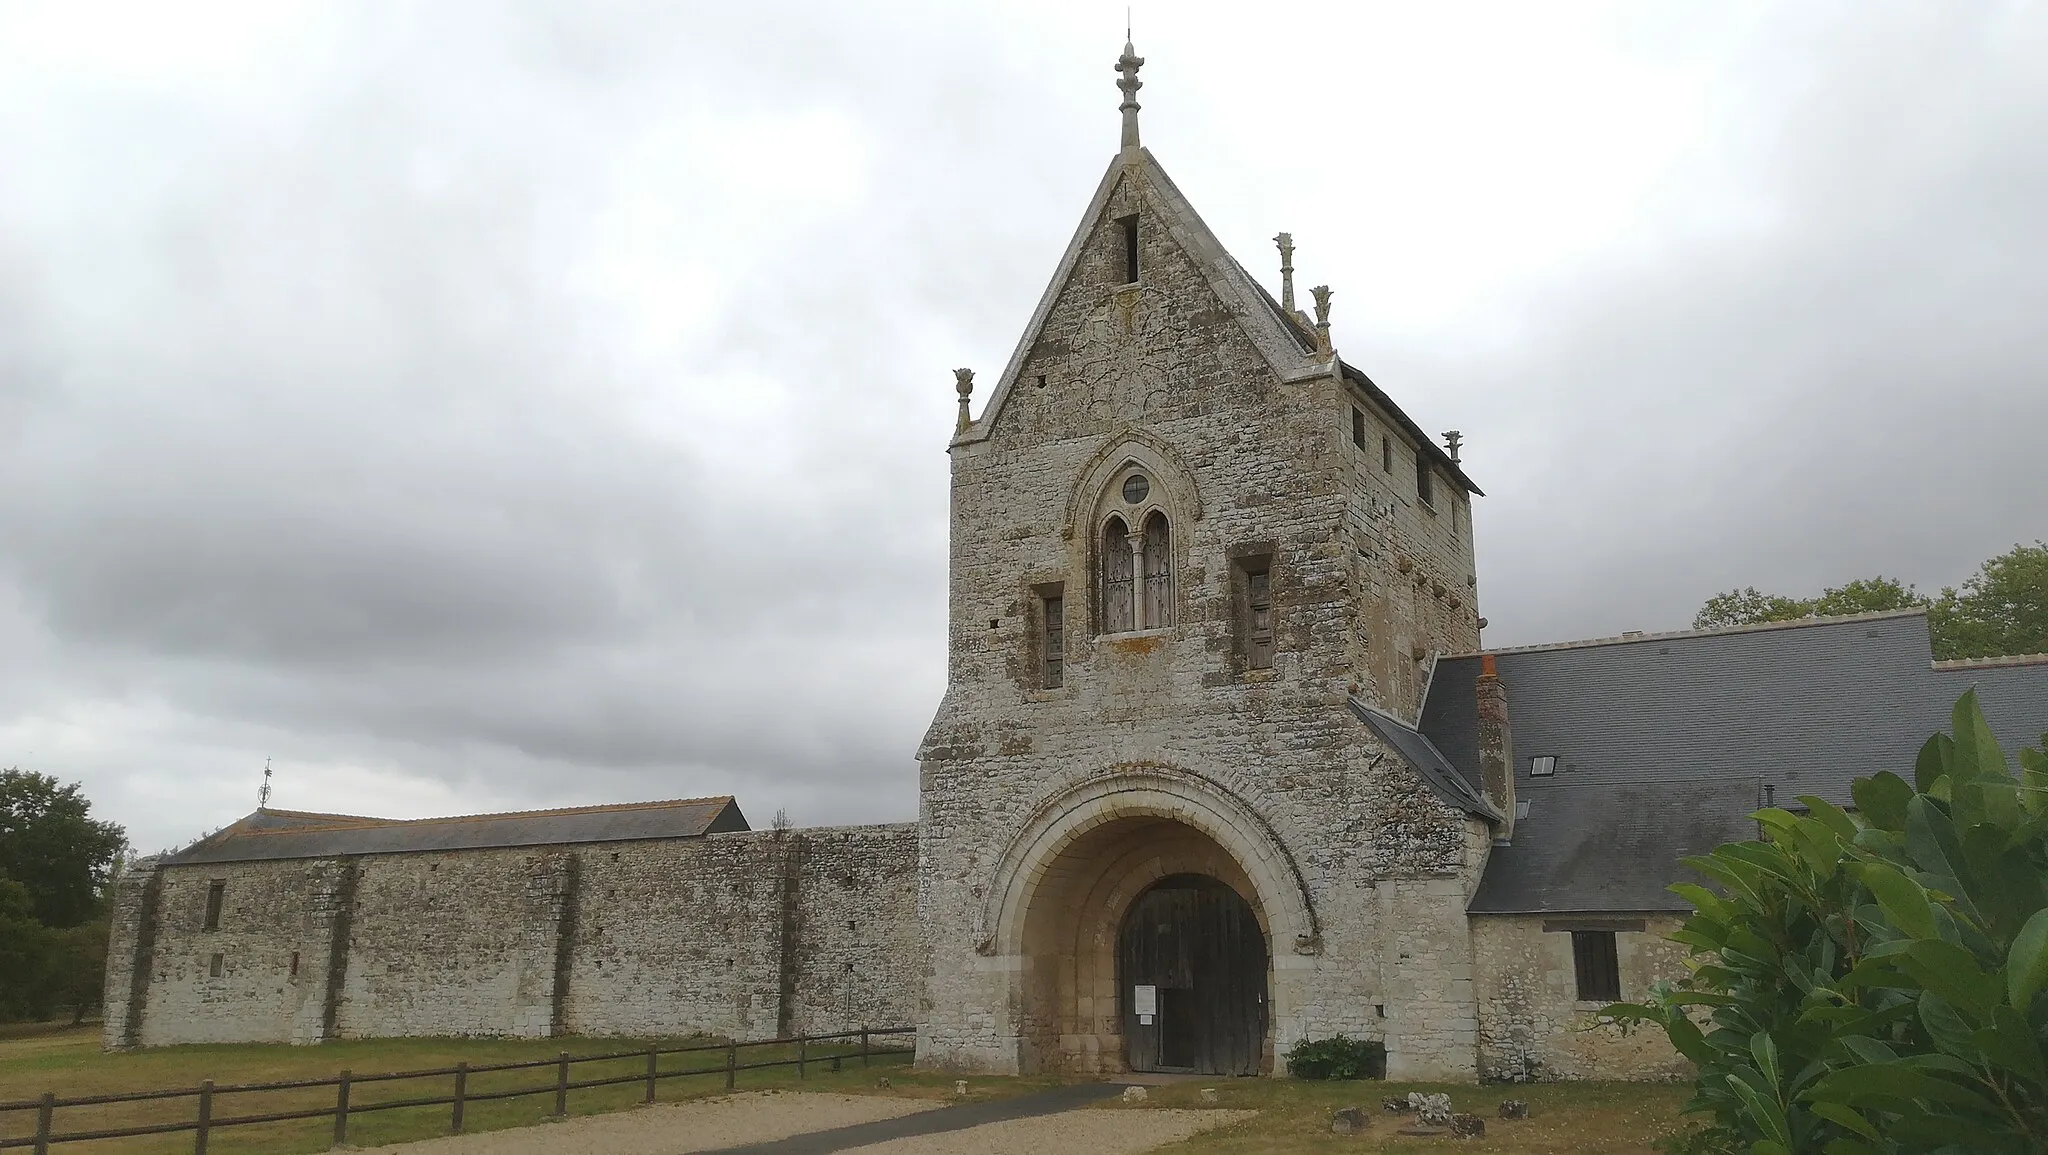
[959,148,1328,445]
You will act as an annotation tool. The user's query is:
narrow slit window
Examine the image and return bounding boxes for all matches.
[1042,593,1065,689]
[1246,567,1274,671]
[1415,449,1434,506]
[208,953,225,979]
[289,951,300,978]
[203,880,226,931]
[1118,215,1139,283]
[1572,931,1621,1001]
[1381,435,1392,473]
[1351,408,1366,449]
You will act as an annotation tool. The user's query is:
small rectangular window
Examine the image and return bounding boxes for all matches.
[1118,215,1139,283]
[1416,449,1434,506]
[1572,931,1620,1001]
[1042,594,1065,689]
[1530,755,1557,778]
[1351,408,1366,449]
[1381,435,1392,473]
[208,953,225,979]
[203,880,226,931]
[289,951,300,978]
[1246,567,1274,671]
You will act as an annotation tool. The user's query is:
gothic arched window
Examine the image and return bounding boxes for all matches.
[1142,511,1172,628]
[1101,515,1135,633]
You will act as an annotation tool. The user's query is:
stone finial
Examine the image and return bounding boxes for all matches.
[1310,284,1333,354]
[1274,232,1296,314]
[1443,430,1462,464]
[1116,39,1145,152]
[954,368,974,433]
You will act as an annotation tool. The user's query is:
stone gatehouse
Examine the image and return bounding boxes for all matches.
[102,40,2048,1081]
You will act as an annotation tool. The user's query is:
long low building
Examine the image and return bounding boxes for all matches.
[102,799,921,1048]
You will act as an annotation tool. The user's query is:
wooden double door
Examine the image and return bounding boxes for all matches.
[1117,874,1268,1075]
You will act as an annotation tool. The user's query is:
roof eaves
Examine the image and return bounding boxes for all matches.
[1337,361,1483,496]
[1349,697,1502,821]
[1445,607,1931,661]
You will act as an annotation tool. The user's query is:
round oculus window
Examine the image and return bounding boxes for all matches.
[1121,474,1151,504]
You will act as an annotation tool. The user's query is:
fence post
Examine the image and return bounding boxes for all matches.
[195,1080,213,1155]
[860,1027,869,1068]
[644,1045,658,1104]
[554,1051,570,1119]
[451,1061,467,1134]
[796,1035,806,1080]
[34,1092,53,1155]
[332,1070,351,1148]
[724,1040,736,1092]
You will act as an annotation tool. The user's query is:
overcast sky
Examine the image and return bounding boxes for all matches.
[3,2,2043,854]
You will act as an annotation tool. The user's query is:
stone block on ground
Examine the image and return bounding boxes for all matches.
[1121,1085,1148,1103]
[1382,1095,1413,1113]
[1330,1106,1369,1134]
[1411,1092,1454,1126]
[1450,1113,1486,1138]
[1199,1088,1218,1103]
[1498,1098,1528,1119]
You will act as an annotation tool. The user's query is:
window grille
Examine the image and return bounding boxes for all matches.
[1246,568,1274,670]
[1572,931,1620,1001]
[1102,516,1134,633]
[1043,594,1065,688]
[204,880,226,931]
[1141,512,1172,629]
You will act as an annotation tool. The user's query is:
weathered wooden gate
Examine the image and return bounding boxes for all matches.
[1117,874,1267,1075]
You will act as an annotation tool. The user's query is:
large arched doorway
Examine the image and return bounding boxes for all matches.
[1118,874,1267,1075]
[1010,813,1277,1075]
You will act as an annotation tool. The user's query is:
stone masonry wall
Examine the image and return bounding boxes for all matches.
[917,157,1489,1078]
[1472,915,1692,1081]
[106,824,920,1048]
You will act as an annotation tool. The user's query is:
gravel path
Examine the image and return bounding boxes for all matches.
[838,1107,1257,1154]
[352,1092,937,1155]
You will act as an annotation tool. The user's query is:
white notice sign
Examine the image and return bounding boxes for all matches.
[1133,984,1158,1017]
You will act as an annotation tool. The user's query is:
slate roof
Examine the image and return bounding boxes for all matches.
[1418,610,2048,914]
[165,796,750,865]
[1350,698,1501,820]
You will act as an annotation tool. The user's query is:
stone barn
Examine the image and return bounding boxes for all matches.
[102,39,2048,1081]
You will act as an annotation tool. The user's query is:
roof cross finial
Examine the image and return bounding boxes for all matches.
[257,757,273,810]
[1116,35,1144,153]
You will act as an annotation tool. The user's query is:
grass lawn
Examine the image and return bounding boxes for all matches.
[1,1021,1697,1153]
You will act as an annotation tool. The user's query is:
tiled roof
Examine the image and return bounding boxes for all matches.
[1420,611,2048,914]
[165,796,750,865]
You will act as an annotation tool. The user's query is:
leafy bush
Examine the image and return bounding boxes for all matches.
[1611,690,2048,1154]
[1285,1034,1386,1080]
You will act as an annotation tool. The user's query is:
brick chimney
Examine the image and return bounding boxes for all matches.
[1475,653,1515,842]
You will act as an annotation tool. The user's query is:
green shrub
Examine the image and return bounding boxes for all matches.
[1285,1034,1386,1080]
[1611,690,2048,1155]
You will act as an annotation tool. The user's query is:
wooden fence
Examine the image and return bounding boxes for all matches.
[0,1026,914,1153]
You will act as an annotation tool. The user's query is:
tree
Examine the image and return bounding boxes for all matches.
[1807,576,1928,620]
[0,875,56,1022]
[1932,542,2048,661]
[1612,692,2048,1154]
[1694,587,1812,631]
[0,769,128,929]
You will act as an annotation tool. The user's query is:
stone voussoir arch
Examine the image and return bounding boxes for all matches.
[1061,429,1205,541]
[977,761,1321,958]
